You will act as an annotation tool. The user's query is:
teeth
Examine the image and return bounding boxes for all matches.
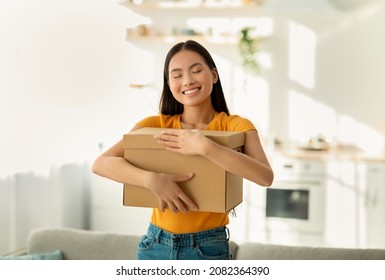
[183,88,199,95]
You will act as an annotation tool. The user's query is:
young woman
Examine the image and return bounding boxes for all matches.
[92,40,273,260]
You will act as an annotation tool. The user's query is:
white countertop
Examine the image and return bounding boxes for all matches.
[269,147,385,163]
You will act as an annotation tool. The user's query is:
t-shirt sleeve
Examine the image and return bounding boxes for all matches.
[228,115,256,132]
[136,115,161,128]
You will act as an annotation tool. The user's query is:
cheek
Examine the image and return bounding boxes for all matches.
[169,81,180,94]
[167,83,181,100]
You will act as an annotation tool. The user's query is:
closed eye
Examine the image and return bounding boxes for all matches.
[192,66,202,74]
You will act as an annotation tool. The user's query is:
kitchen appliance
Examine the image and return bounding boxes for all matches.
[262,156,327,246]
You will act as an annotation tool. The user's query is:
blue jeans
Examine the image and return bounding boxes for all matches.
[136,223,231,260]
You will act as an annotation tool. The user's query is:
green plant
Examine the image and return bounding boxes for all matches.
[238,27,260,74]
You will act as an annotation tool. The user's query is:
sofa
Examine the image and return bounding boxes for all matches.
[7,227,383,260]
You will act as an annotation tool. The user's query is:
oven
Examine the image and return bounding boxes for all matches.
[263,156,326,239]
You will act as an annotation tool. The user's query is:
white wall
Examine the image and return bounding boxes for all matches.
[246,2,385,152]
[0,0,159,177]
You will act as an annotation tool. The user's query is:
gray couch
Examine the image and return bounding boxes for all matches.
[25,227,385,260]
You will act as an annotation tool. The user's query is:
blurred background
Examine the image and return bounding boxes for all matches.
[1,0,385,254]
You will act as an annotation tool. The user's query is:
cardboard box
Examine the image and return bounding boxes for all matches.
[122,127,245,213]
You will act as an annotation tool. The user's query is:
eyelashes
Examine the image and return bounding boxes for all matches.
[171,69,202,80]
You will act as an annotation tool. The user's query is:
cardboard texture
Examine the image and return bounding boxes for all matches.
[122,127,245,213]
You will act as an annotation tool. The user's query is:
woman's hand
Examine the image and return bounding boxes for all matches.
[156,129,274,187]
[144,171,198,213]
[154,129,210,156]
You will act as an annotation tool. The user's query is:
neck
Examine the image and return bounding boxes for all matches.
[180,107,216,130]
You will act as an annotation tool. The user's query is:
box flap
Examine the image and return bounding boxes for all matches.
[123,127,245,150]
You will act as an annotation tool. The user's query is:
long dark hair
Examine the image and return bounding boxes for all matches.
[159,40,230,115]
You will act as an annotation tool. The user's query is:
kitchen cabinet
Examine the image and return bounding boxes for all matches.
[324,159,358,248]
[234,153,385,249]
[357,162,385,248]
[325,159,385,248]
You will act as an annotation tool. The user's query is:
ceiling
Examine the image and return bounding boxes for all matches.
[262,0,381,11]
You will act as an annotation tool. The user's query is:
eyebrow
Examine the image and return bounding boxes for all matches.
[169,62,203,74]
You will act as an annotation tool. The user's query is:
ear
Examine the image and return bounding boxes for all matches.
[212,68,219,84]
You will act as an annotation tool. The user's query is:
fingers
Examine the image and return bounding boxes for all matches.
[155,129,206,156]
[160,130,181,136]
[154,132,180,150]
[171,199,189,214]
[159,198,197,214]
[173,172,194,182]
[154,130,179,142]
[158,198,190,214]
[157,173,198,213]
[178,192,198,212]
[173,173,198,210]
[159,201,166,212]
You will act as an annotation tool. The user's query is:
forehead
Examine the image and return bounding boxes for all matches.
[169,50,206,70]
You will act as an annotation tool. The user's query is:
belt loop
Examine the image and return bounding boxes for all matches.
[155,227,162,243]
[225,227,230,241]
[190,234,195,247]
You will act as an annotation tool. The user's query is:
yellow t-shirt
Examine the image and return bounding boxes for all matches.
[136,111,256,234]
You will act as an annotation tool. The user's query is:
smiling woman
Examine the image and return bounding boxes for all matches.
[92,39,273,260]
[167,50,218,114]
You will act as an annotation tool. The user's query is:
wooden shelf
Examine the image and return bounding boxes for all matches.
[120,1,259,11]
[120,0,262,48]
[125,34,239,45]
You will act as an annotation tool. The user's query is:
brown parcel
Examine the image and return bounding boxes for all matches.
[122,127,245,213]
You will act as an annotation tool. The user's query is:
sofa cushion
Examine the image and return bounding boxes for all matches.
[0,250,63,260]
[27,228,141,260]
[236,242,385,260]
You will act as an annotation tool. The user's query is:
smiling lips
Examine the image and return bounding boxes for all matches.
[183,88,200,95]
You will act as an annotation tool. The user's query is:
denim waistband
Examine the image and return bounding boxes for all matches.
[146,223,229,247]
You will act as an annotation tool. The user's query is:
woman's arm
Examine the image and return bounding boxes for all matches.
[155,129,274,187]
[92,124,198,213]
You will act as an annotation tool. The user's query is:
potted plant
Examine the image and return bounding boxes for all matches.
[238,27,260,74]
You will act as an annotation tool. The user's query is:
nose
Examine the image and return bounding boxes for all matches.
[183,73,195,86]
